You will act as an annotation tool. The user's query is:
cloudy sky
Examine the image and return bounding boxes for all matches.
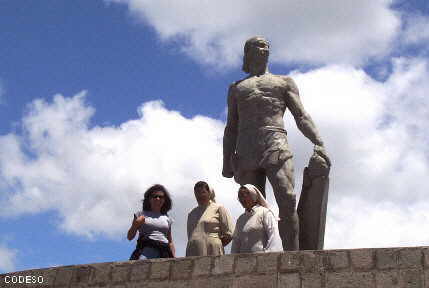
[1,0,428,273]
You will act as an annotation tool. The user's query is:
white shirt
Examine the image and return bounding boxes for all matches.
[135,210,172,244]
[231,205,283,253]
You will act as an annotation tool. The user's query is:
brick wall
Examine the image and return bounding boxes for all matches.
[1,246,428,287]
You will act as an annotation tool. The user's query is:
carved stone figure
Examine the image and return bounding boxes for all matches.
[222,36,330,250]
[297,150,330,250]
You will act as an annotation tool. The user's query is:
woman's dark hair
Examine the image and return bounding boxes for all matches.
[142,184,172,214]
[194,181,209,192]
[194,181,216,202]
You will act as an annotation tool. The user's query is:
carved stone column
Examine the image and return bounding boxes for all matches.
[297,150,330,250]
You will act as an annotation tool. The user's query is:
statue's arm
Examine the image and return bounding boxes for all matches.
[284,77,323,145]
[222,84,238,178]
[284,77,331,166]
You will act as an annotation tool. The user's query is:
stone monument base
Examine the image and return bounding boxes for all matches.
[1,246,428,287]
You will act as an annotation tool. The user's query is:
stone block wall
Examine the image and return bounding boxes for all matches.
[1,246,429,287]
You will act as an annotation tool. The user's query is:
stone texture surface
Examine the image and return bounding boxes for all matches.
[1,246,429,288]
[89,263,111,285]
[278,273,300,288]
[350,249,374,271]
[257,253,279,273]
[111,264,130,283]
[326,272,374,288]
[149,260,170,280]
[328,251,349,271]
[376,248,399,269]
[399,249,422,269]
[236,254,257,275]
[23,268,57,287]
[71,266,92,284]
[173,279,193,288]
[301,251,322,272]
[298,157,330,251]
[425,270,429,288]
[129,261,150,281]
[280,251,301,272]
[376,271,399,288]
[54,267,74,287]
[193,276,234,288]
[234,274,277,288]
[423,248,429,268]
[171,259,193,280]
[130,280,170,288]
[193,256,212,277]
[213,255,235,275]
[301,272,323,288]
[399,269,423,288]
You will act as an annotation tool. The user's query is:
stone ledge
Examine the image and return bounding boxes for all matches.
[0,246,428,288]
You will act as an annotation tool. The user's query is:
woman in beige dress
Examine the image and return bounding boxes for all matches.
[186,181,234,256]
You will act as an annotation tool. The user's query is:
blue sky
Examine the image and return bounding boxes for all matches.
[1,0,429,273]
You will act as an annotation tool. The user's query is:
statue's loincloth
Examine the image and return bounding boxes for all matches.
[232,126,293,176]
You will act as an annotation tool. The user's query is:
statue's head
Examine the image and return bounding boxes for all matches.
[242,36,270,74]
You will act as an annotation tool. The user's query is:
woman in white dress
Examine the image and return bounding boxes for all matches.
[186,181,234,256]
[231,184,283,253]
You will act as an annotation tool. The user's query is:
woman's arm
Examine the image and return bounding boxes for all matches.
[127,214,145,241]
[230,233,240,253]
[218,206,235,246]
[167,228,176,257]
[230,217,240,253]
[262,209,282,252]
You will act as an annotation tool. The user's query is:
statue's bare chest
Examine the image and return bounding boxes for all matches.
[235,75,287,112]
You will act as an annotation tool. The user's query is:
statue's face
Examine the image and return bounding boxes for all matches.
[245,39,269,68]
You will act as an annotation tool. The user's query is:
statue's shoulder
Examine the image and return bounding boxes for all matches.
[277,75,295,84]
[230,78,246,87]
[278,75,299,94]
[228,79,246,94]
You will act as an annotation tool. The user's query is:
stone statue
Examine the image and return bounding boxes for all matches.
[222,36,330,251]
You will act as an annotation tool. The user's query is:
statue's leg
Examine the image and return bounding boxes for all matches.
[266,158,299,251]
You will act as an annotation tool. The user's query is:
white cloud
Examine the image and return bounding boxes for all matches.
[288,58,429,248]
[0,92,242,255]
[326,198,429,249]
[0,57,428,255]
[107,0,400,67]
[0,244,16,273]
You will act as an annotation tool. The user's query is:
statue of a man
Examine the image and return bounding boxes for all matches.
[222,36,330,250]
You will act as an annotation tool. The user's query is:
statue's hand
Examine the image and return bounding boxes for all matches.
[314,145,331,167]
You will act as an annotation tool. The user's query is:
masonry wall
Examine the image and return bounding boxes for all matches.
[1,246,429,288]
